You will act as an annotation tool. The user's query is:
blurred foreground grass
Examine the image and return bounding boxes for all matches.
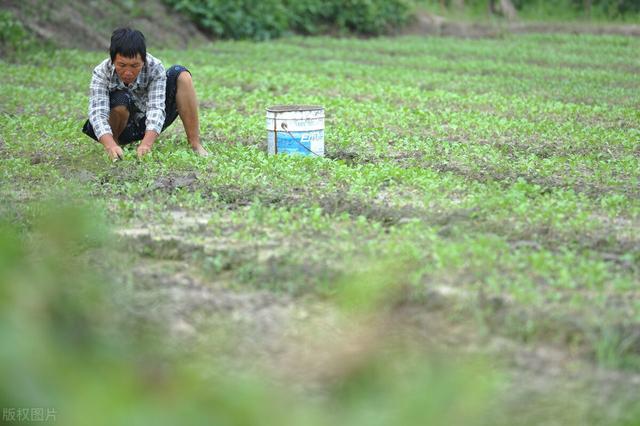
[0,202,510,426]
[1,201,631,426]
[1,201,639,425]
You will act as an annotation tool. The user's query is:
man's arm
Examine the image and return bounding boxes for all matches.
[137,61,166,158]
[89,63,123,160]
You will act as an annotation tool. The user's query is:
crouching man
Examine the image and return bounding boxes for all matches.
[82,27,208,160]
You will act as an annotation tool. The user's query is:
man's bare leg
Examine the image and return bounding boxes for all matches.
[108,105,129,142]
[176,71,208,157]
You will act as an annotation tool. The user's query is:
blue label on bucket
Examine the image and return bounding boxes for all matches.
[268,130,323,155]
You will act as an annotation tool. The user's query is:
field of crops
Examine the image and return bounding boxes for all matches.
[1,33,639,424]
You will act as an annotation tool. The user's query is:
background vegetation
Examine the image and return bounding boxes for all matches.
[162,0,414,40]
[0,10,38,56]
[161,0,640,41]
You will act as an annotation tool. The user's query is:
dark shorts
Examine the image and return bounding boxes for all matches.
[82,65,189,145]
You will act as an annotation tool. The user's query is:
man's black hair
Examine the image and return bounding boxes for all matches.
[110,27,146,63]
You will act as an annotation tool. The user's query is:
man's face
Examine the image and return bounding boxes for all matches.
[113,53,144,86]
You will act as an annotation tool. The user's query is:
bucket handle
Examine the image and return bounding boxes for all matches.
[279,122,322,157]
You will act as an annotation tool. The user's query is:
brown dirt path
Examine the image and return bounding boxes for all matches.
[404,12,640,38]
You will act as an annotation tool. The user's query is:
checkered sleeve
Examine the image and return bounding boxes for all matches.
[88,62,112,140]
[145,61,166,134]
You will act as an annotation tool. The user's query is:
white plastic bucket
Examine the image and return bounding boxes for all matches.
[266,105,324,156]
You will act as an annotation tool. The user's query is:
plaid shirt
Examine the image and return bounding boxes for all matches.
[88,53,166,140]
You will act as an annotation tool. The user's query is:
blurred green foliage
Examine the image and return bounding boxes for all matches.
[164,0,640,42]
[0,11,37,57]
[163,0,414,40]
[0,201,505,425]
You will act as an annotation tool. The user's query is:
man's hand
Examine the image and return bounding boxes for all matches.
[136,141,153,158]
[105,143,124,161]
[99,134,124,162]
[137,130,158,159]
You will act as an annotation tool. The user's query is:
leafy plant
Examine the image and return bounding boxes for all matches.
[163,0,414,40]
[0,11,36,56]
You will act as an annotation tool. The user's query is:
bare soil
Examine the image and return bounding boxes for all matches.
[404,12,640,38]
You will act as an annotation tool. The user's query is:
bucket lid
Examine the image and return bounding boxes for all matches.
[267,105,323,113]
